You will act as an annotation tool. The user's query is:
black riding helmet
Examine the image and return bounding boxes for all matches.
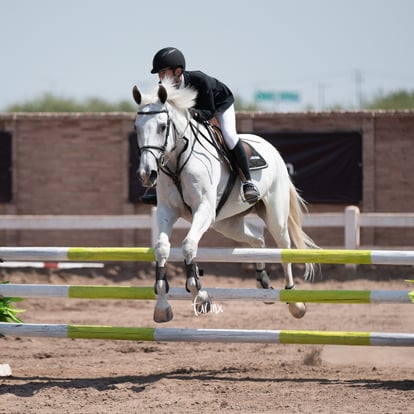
[151,47,186,74]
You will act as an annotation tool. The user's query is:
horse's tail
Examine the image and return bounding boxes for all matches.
[288,181,318,280]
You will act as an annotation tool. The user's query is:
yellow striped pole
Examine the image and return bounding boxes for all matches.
[0,284,412,304]
[1,247,414,265]
[1,323,413,346]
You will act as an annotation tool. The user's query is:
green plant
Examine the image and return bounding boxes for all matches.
[407,280,414,304]
[0,283,25,323]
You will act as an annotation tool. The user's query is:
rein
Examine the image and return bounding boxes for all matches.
[136,105,231,215]
[136,106,194,210]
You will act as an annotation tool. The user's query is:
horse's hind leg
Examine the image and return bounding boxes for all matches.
[258,204,307,318]
[213,215,273,287]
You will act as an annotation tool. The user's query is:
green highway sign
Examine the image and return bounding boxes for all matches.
[255,91,276,101]
[278,92,300,102]
[255,90,300,102]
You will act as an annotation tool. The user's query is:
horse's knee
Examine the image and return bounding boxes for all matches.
[182,238,197,264]
[155,236,170,266]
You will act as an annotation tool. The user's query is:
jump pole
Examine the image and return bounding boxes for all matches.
[0,261,104,269]
[1,247,414,265]
[1,323,413,346]
[1,284,412,304]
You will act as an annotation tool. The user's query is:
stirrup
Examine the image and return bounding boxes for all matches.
[242,181,260,204]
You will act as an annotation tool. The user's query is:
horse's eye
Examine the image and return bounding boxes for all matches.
[158,124,167,134]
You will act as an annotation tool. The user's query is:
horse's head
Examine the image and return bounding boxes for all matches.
[132,78,196,187]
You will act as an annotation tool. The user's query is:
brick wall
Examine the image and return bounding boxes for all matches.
[0,111,413,248]
[237,111,414,247]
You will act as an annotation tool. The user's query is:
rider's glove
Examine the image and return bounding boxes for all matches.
[189,108,199,121]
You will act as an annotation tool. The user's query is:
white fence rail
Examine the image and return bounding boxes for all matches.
[1,206,414,249]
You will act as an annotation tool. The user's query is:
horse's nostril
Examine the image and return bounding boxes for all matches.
[149,170,158,183]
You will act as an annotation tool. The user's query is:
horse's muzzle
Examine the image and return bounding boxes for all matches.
[138,168,158,187]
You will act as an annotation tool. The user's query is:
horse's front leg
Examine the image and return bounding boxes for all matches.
[182,203,213,314]
[153,261,173,323]
[153,207,177,323]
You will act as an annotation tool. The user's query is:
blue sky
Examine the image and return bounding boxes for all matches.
[2,0,414,111]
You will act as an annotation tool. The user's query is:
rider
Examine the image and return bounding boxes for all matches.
[146,46,260,204]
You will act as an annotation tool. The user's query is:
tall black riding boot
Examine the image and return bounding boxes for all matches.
[230,140,260,203]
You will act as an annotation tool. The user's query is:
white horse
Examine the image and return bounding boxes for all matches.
[132,79,317,323]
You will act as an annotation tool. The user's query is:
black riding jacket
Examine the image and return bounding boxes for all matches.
[183,70,234,122]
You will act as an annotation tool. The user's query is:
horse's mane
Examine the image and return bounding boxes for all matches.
[138,77,197,112]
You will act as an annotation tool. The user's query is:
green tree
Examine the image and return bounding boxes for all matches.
[234,95,258,111]
[363,89,414,110]
[5,92,258,112]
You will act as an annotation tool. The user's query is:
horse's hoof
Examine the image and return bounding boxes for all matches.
[153,305,173,323]
[186,276,201,296]
[288,302,307,319]
[256,271,275,305]
[193,290,212,315]
[256,270,271,289]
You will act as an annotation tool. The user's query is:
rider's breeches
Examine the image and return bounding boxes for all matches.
[215,104,239,150]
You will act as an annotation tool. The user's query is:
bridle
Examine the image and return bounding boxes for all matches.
[135,105,196,179]
[136,105,198,211]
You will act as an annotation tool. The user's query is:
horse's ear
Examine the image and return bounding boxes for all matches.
[158,84,167,104]
[132,85,141,105]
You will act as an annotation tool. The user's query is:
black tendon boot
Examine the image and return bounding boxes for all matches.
[230,140,260,203]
